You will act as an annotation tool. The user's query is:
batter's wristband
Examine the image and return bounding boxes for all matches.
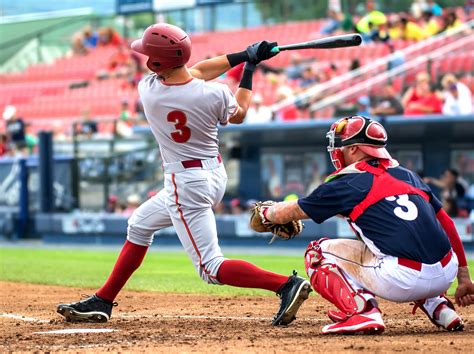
[227,51,250,68]
[238,68,254,90]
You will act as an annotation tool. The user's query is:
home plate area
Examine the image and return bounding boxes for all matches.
[1,282,473,352]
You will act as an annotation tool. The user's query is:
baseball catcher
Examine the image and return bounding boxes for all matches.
[251,115,474,334]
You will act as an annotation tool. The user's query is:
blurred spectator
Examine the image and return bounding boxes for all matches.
[370,84,404,116]
[265,158,282,199]
[82,26,99,48]
[402,72,442,115]
[349,59,361,72]
[70,33,88,56]
[387,43,406,71]
[299,66,318,88]
[420,10,441,37]
[428,0,443,17]
[4,105,26,152]
[411,0,428,19]
[397,16,426,41]
[341,11,356,32]
[356,2,387,42]
[230,198,244,214]
[135,98,145,120]
[440,10,463,34]
[0,134,8,157]
[424,168,467,201]
[77,108,98,138]
[441,74,473,115]
[98,45,132,79]
[274,86,299,121]
[442,197,469,218]
[321,10,343,34]
[105,195,120,213]
[24,125,38,155]
[120,99,132,122]
[246,94,272,124]
[285,54,307,80]
[98,27,122,47]
[122,194,141,217]
[356,96,371,116]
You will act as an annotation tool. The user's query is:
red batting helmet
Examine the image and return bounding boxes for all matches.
[326,115,391,170]
[131,23,191,73]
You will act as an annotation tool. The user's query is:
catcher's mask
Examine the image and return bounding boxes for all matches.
[131,23,191,74]
[326,115,391,170]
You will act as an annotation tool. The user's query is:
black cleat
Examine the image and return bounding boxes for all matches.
[272,271,312,326]
[57,294,117,323]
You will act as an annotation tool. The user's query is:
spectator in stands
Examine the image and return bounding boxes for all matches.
[3,105,26,153]
[299,66,318,89]
[98,27,122,47]
[24,125,38,155]
[273,86,299,121]
[397,16,426,41]
[443,197,469,218]
[70,33,88,56]
[122,194,141,217]
[428,0,443,17]
[356,96,371,116]
[230,198,244,215]
[440,10,463,34]
[82,26,99,48]
[402,72,442,115]
[321,9,343,35]
[77,108,98,138]
[424,168,467,201]
[420,10,441,37]
[441,74,473,116]
[356,1,387,42]
[370,84,404,116]
[387,42,406,71]
[105,195,120,214]
[285,54,307,80]
[0,134,8,157]
[97,45,132,80]
[213,200,226,215]
[245,94,273,124]
[349,59,361,72]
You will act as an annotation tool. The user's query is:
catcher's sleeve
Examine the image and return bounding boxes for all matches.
[436,208,468,267]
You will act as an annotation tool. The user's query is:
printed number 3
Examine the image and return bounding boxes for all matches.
[167,110,191,143]
[385,194,418,221]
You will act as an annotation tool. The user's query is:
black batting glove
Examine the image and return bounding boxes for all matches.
[246,41,279,64]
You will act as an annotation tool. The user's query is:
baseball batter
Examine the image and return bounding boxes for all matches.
[251,116,474,334]
[57,23,311,326]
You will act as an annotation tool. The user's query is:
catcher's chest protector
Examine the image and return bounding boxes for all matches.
[348,160,429,222]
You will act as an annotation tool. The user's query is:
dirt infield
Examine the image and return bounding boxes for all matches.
[1,281,473,352]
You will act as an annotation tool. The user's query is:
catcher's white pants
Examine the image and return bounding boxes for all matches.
[320,239,458,316]
[127,157,227,284]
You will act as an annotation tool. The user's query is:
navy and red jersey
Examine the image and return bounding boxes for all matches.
[298,160,451,264]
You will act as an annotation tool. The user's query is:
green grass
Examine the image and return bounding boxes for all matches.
[0,248,471,296]
[0,248,307,296]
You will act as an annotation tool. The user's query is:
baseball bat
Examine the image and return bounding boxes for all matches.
[270,33,362,53]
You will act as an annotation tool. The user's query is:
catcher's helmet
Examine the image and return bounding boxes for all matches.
[326,115,391,170]
[131,23,191,73]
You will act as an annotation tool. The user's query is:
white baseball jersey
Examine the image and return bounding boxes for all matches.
[138,74,238,163]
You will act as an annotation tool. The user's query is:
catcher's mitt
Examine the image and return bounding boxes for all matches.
[249,201,303,243]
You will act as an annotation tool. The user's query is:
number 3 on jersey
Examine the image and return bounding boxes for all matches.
[167,110,191,143]
[385,194,418,221]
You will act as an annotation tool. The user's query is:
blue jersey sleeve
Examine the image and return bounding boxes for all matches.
[298,174,370,223]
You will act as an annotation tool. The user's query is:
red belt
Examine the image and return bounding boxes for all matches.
[181,155,222,169]
[398,250,452,271]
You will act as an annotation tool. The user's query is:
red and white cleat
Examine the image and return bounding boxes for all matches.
[412,297,464,332]
[321,309,385,335]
